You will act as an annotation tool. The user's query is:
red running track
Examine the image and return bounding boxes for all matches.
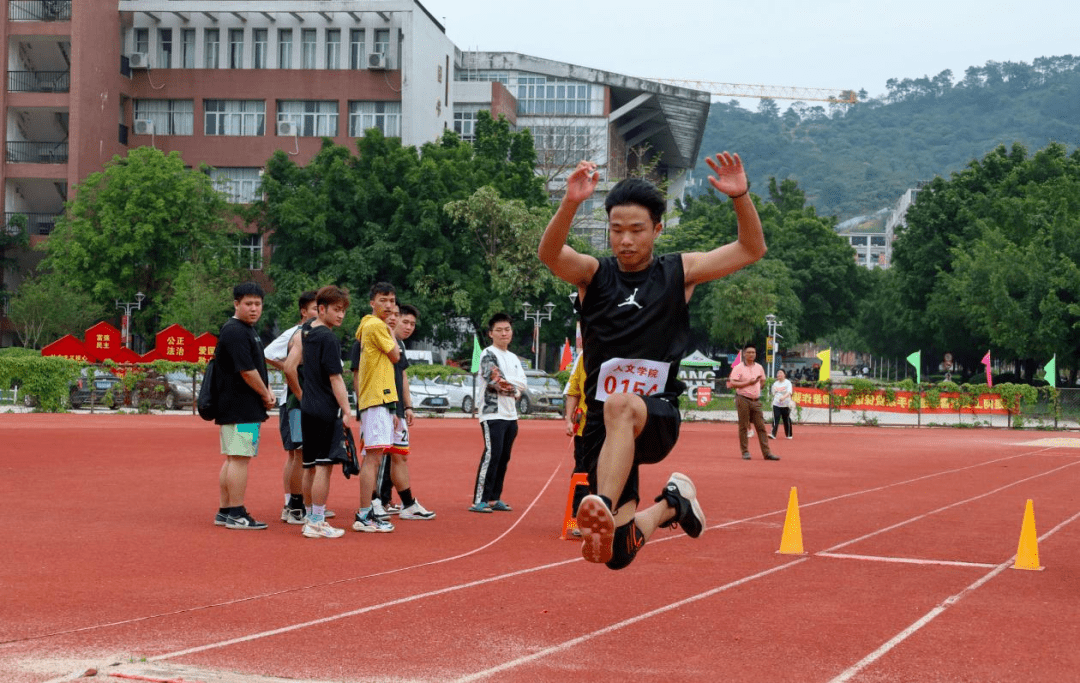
[2,414,1078,682]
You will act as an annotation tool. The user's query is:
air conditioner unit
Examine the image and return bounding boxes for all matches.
[128,53,150,69]
[133,119,154,135]
[367,53,388,70]
[276,121,298,137]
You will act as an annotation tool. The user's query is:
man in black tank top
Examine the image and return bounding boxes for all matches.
[538,152,768,569]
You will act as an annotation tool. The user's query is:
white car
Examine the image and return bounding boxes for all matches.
[407,376,451,413]
[432,373,479,413]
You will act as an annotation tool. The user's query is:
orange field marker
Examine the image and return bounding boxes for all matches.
[560,473,590,540]
[778,486,807,555]
[1012,498,1044,571]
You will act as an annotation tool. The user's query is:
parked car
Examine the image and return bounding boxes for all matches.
[520,371,565,416]
[129,370,196,410]
[432,373,479,413]
[406,377,451,413]
[68,373,123,409]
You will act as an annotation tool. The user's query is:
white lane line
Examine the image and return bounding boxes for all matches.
[816,552,998,568]
[449,558,811,683]
[828,509,1080,683]
[821,459,1080,554]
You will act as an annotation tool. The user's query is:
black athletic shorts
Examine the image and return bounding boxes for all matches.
[300,413,348,469]
[581,393,681,512]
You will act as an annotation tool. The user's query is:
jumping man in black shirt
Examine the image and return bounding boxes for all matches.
[538,152,767,569]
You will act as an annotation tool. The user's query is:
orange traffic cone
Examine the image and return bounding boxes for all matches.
[560,473,590,540]
[778,487,806,555]
[1012,499,1044,571]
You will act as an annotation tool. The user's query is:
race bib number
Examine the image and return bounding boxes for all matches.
[594,358,668,402]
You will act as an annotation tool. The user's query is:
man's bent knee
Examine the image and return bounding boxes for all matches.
[603,393,648,430]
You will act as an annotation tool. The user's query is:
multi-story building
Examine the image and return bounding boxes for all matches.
[1,0,708,346]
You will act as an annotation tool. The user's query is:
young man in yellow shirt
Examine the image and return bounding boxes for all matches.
[351,282,401,533]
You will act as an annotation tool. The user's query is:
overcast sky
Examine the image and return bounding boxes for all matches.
[420,0,1079,107]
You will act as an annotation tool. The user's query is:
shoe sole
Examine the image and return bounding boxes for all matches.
[468,507,493,513]
[668,472,706,538]
[351,522,394,533]
[400,512,436,520]
[303,526,344,538]
[226,523,268,530]
[576,496,615,564]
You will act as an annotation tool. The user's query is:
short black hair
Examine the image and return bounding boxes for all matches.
[233,281,265,301]
[604,177,666,225]
[488,312,512,331]
[370,282,395,299]
[399,304,419,319]
[298,290,317,312]
[743,342,757,351]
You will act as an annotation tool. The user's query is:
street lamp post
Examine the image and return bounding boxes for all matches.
[522,301,555,371]
[117,291,145,349]
[764,313,783,377]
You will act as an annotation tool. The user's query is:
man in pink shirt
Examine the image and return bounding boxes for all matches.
[726,344,780,461]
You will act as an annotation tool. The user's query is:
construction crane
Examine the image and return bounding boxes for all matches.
[649,79,858,104]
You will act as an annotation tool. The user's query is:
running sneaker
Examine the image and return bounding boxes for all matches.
[655,472,705,538]
[352,509,394,533]
[225,512,268,530]
[371,499,390,521]
[576,495,615,564]
[281,506,306,525]
[302,519,345,539]
[385,503,403,515]
[400,500,436,520]
[214,511,228,527]
[325,509,336,519]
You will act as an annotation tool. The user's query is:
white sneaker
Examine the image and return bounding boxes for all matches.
[400,500,436,520]
[786,436,793,439]
[768,433,776,440]
[371,499,389,521]
[747,429,755,438]
[302,519,345,539]
[352,509,394,533]
[385,503,403,515]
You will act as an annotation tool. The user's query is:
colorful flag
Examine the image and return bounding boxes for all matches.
[816,348,831,382]
[981,350,992,388]
[1043,355,1056,388]
[733,350,742,368]
[559,338,573,371]
[906,350,921,384]
[471,334,483,372]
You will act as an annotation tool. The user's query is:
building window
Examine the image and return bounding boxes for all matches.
[373,29,390,57]
[134,99,194,135]
[278,100,338,137]
[277,29,293,69]
[229,29,244,69]
[205,100,265,136]
[453,110,478,142]
[134,28,149,56]
[516,77,594,115]
[326,29,341,70]
[253,29,268,69]
[211,169,263,207]
[235,233,264,269]
[349,101,401,138]
[204,29,220,69]
[531,124,597,157]
[181,29,196,69]
[301,29,317,69]
[157,29,172,69]
[349,29,365,69]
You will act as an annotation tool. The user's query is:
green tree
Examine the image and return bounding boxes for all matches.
[8,272,106,348]
[156,259,238,335]
[42,146,240,339]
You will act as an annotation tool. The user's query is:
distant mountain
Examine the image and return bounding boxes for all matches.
[692,56,1080,220]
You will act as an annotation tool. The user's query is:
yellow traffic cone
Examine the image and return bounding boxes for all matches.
[778,487,806,555]
[1012,499,1044,571]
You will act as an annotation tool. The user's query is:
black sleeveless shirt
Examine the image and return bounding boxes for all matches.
[580,253,689,411]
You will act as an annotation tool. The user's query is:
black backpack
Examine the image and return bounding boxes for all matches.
[197,359,220,421]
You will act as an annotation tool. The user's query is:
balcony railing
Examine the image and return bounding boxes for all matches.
[5,141,68,164]
[3,212,60,237]
[7,70,70,93]
[8,0,71,21]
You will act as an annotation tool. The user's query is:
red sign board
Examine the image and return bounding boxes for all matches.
[194,332,218,363]
[154,324,197,363]
[84,322,122,361]
[696,386,712,407]
[41,335,97,363]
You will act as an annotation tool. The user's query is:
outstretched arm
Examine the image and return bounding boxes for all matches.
[682,152,767,292]
[538,161,601,291]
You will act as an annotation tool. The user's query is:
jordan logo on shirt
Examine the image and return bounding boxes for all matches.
[617,288,643,310]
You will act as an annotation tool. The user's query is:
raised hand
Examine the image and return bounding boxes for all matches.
[705,151,749,198]
[565,160,600,204]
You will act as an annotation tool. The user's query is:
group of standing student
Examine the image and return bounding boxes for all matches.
[212,281,434,538]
